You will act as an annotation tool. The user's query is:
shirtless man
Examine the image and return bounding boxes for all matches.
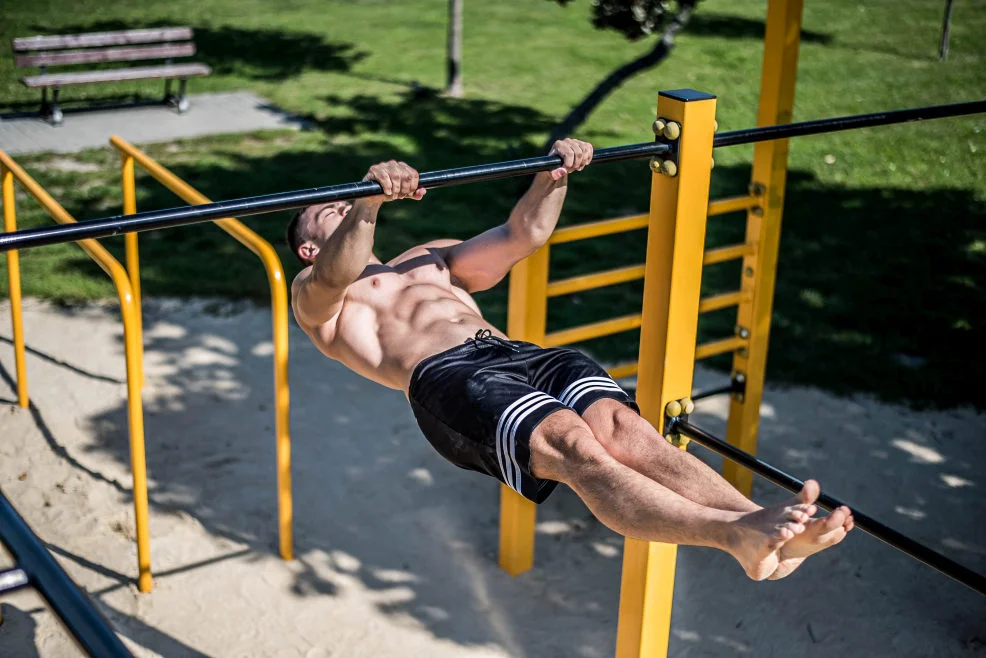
[287,139,854,581]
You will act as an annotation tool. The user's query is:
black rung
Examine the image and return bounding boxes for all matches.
[668,418,986,597]
[714,99,986,148]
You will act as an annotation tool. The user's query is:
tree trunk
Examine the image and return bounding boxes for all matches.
[445,0,464,97]
[541,4,695,151]
[939,0,955,61]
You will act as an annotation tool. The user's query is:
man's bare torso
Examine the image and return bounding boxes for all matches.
[294,240,505,392]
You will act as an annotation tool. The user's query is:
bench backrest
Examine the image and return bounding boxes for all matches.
[12,27,197,68]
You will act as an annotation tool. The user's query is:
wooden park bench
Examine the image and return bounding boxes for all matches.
[12,27,212,126]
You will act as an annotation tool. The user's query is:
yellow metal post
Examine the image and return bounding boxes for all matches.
[497,245,549,576]
[615,90,717,658]
[723,0,803,495]
[1,166,28,408]
[120,153,145,390]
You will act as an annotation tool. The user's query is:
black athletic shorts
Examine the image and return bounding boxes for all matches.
[408,330,639,503]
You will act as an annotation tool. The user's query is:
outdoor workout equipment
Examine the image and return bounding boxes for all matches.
[1,76,984,658]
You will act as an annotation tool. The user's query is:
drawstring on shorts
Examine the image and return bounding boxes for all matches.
[468,329,519,352]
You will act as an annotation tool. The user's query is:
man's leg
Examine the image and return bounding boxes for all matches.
[581,398,854,577]
[581,398,764,513]
[529,408,815,581]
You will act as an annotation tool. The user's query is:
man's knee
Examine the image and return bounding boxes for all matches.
[530,410,611,482]
[583,399,667,462]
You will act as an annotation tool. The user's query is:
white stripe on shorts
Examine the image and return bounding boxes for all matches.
[559,376,623,407]
[496,392,554,493]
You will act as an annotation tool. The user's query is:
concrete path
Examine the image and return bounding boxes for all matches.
[0,92,306,155]
[0,299,984,657]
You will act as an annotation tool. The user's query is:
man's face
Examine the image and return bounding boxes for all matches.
[308,201,352,243]
[300,201,352,263]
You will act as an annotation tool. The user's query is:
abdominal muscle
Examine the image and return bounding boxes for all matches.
[317,276,504,392]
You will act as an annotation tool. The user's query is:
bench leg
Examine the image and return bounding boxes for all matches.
[163,79,172,102]
[44,88,64,126]
[175,79,189,114]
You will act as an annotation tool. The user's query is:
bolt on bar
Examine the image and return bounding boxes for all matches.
[0,490,135,657]
[0,142,672,253]
[714,99,986,148]
[666,418,986,597]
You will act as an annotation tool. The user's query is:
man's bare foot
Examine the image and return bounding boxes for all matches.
[768,482,854,580]
[727,490,817,581]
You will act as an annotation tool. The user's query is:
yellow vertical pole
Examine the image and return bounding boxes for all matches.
[723,0,803,495]
[1,166,29,408]
[120,290,152,592]
[615,89,717,658]
[270,269,294,562]
[498,245,550,576]
[120,153,145,390]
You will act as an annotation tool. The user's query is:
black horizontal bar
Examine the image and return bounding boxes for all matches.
[0,490,135,657]
[668,418,986,597]
[0,567,29,594]
[714,99,986,148]
[691,382,738,402]
[0,141,671,253]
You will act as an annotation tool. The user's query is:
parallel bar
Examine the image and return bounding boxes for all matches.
[698,290,747,314]
[110,135,295,564]
[549,214,649,245]
[543,313,642,348]
[714,99,986,148]
[669,419,986,597]
[703,243,755,265]
[707,195,760,216]
[0,490,134,657]
[0,568,30,594]
[695,336,747,360]
[547,264,645,297]
[0,142,672,253]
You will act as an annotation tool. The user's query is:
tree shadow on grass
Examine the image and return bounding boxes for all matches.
[687,13,832,44]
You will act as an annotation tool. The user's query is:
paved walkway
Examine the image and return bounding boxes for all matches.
[0,91,306,155]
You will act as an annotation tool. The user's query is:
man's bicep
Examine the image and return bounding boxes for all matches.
[444,225,530,292]
[292,271,347,328]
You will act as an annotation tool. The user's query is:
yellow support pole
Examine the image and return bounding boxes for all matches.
[120,153,145,390]
[498,244,549,576]
[1,166,29,408]
[723,0,803,495]
[109,136,294,562]
[615,89,717,658]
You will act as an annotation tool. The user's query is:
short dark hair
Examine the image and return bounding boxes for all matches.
[285,208,311,266]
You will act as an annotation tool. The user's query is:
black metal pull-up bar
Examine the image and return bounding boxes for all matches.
[0,98,983,254]
[665,417,986,597]
[0,489,135,658]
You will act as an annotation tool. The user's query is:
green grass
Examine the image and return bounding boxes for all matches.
[1,0,984,408]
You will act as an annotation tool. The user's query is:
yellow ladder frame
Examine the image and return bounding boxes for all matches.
[724,0,803,495]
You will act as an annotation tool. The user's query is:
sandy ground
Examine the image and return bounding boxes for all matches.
[0,298,983,658]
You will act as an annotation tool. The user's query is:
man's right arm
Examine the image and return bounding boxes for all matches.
[292,161,426,330]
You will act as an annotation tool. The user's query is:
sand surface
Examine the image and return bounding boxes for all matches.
[0,298,984,657]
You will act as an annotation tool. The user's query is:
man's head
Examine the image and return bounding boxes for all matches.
[285,201,353,266]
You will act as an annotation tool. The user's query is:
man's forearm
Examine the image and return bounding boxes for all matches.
[312,199,382,287]
[507,172,567,249]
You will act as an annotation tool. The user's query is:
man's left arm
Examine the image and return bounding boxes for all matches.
[442,139,593,292]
